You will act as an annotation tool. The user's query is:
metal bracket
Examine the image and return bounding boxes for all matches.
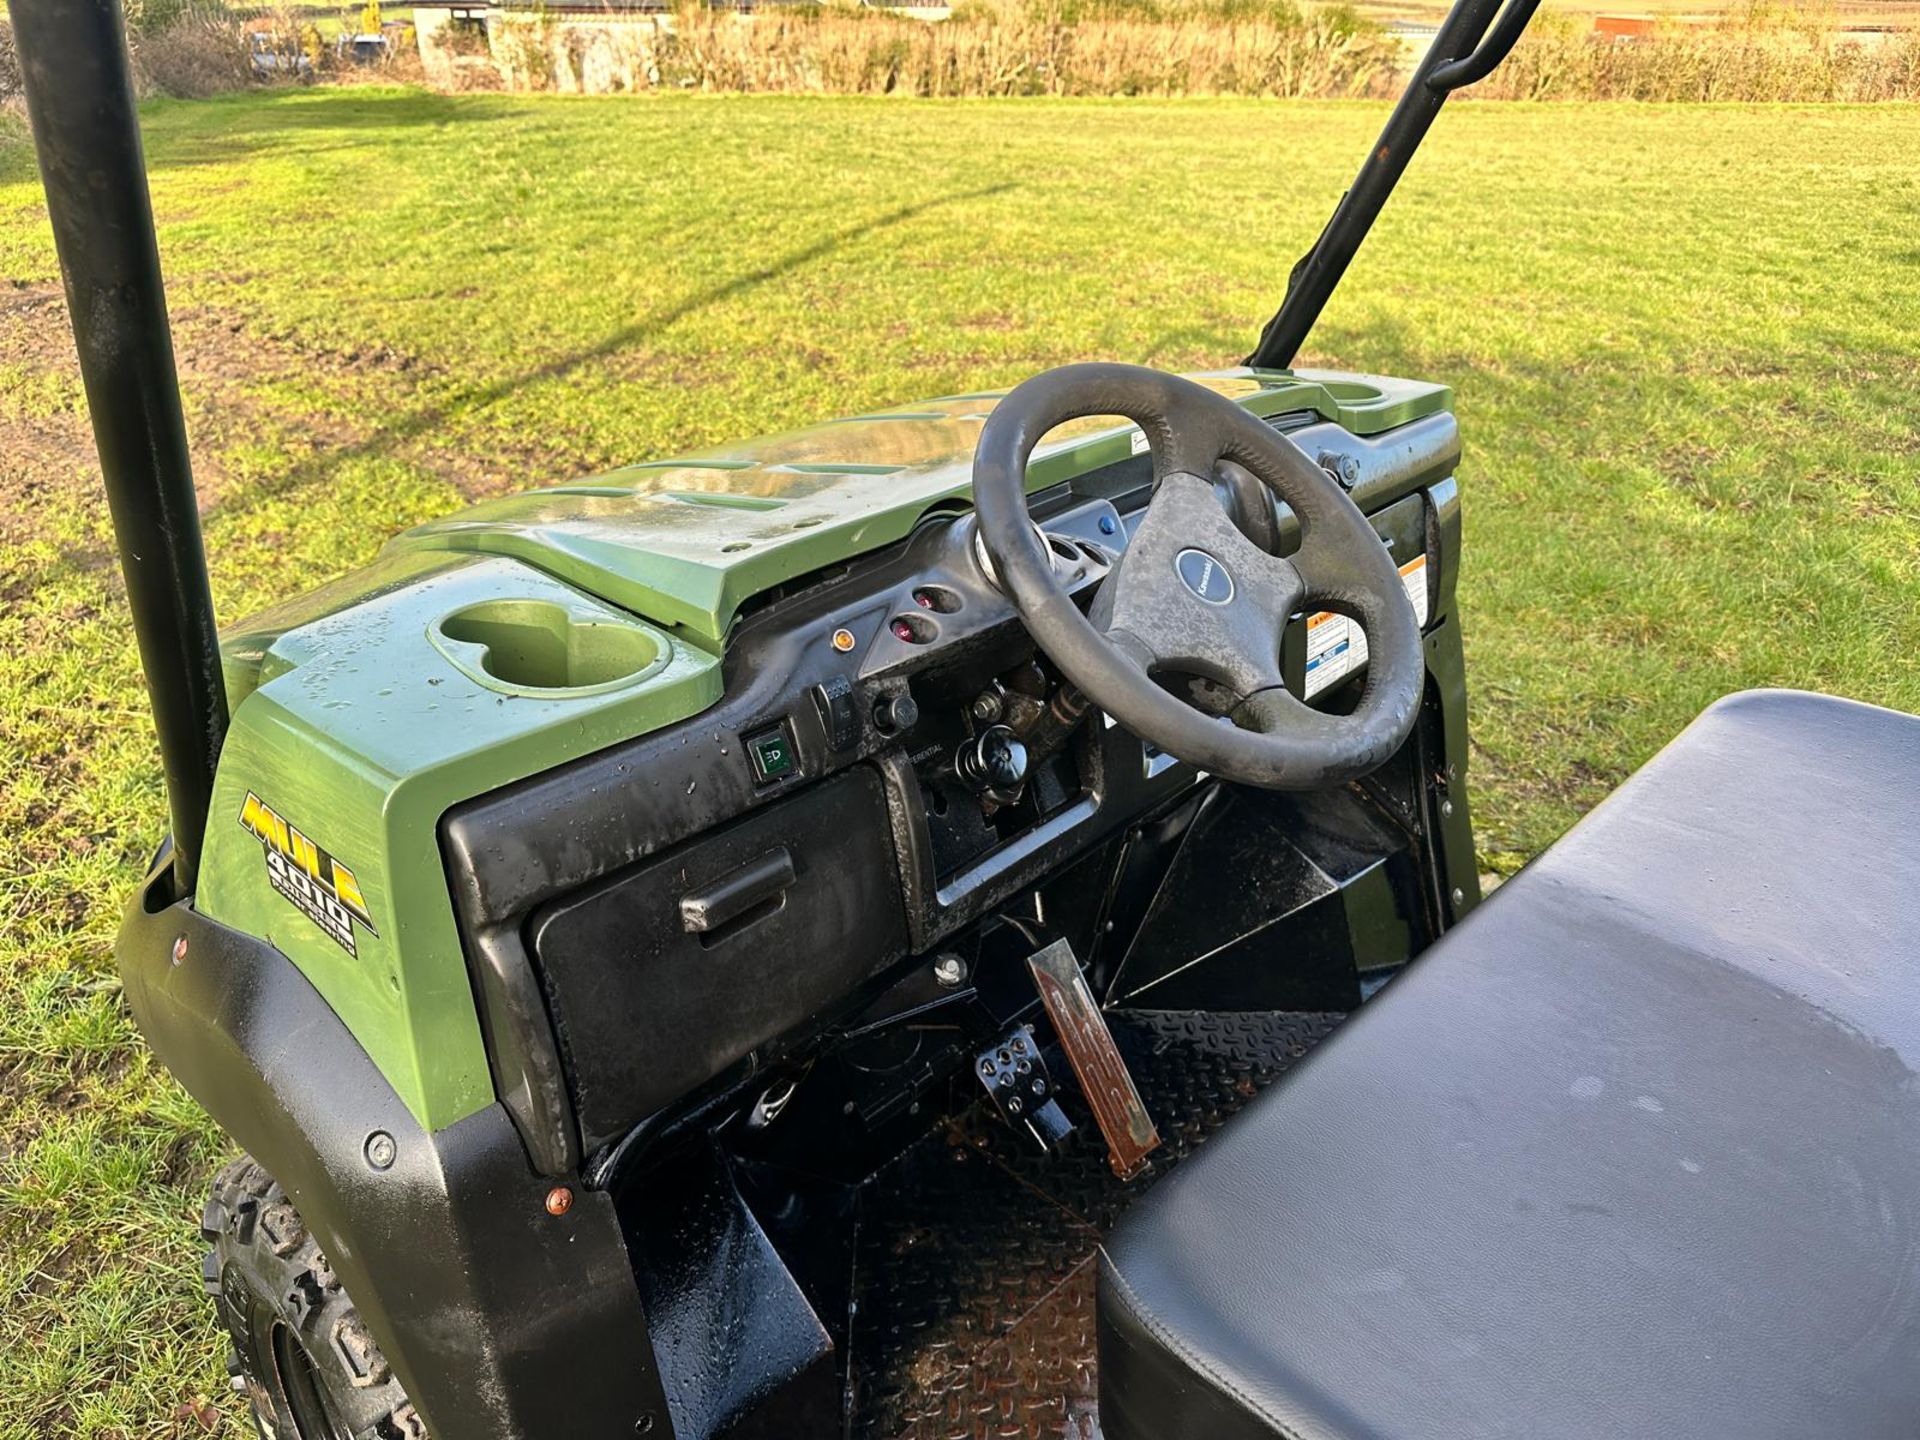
[975,1026,1073,1152]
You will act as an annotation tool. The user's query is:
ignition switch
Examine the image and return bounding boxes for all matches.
[953,724,1029,804]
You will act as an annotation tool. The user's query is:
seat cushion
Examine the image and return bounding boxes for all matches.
[1098,690,1920,1440]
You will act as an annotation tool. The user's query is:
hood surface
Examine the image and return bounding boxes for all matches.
[374,367,1446,647]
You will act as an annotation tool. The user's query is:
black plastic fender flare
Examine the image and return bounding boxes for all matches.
[118,864,677,1440]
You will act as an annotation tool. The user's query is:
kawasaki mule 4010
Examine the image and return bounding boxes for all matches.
[15,3,1920,1436]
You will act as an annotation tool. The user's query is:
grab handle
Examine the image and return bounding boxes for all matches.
[679,849,796,935]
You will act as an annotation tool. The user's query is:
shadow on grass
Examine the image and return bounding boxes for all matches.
[0,87,520,188]
[142,87,536,174]
[198,177,1018,526]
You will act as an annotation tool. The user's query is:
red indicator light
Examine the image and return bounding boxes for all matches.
[892,618,918,643]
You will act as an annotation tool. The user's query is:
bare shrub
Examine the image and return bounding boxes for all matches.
[255,4,329,77]
[133,11,255,99]
[650,0,1396,98]
[447,0,1917,100]
[0,21,22,110]
[1479,2,1919,102]
[125,0,213,35]
[326,23,431,87]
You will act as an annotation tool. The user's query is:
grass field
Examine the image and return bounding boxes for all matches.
[1,91,1917,1435]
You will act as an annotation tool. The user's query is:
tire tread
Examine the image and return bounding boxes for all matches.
[203,1153,425,1440]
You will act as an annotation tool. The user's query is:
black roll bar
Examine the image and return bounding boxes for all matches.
[13,0,228,893]
[1246,0,1544,371]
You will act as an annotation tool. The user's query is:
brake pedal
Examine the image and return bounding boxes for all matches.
[1026,939,1162,1179]
[976,1025,1073,1152]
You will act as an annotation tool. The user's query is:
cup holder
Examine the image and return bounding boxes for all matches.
[430,598,667,697]
[1320,378,1384,402]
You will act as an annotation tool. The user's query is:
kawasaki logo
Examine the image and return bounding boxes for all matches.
[1175,547,1235,605]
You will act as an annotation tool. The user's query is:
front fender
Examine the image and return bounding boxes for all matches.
[118,863,675,1440]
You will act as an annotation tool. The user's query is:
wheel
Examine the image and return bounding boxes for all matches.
[201,1157,426,1440]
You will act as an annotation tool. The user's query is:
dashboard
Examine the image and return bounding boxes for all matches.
[441,411,1463,1170]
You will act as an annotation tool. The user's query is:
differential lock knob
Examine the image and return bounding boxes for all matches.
[955,724,1029,794]
[874,692,920,734]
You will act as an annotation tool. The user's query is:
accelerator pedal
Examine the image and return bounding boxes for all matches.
[1027,939,1162,1179]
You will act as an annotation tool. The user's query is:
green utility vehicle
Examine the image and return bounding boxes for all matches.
[16,3,1920,1438]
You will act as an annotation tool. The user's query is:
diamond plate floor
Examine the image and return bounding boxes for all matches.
[846,1009,1344,1440]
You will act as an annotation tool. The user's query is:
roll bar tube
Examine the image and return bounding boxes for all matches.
[12,0,228,893]
[1246,0,1544,371]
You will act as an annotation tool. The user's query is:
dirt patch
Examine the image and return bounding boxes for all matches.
[174,303,597,506]
[0,289,589,605]
[1,279,60,314]
[0,289,99,553]
[176,304,446,385]
[0,290,282,578]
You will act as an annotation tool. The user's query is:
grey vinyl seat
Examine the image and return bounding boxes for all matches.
[1098,690,1920,1440]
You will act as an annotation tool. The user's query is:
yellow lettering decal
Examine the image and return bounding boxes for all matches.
[303,830,328,881]
[239,792,290,856]
[237,794,378,953]
[331,862,372,925]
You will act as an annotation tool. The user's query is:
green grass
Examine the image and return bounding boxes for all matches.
[1,90,1916,1435]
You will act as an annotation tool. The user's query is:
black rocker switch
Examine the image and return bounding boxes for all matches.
[811,675,858,751]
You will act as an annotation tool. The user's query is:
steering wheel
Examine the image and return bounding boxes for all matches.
[972,363,1423,790]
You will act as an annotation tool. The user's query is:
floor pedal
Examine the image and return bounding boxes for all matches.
[1027,939,1162,1179]
[976,1024,1074,1152]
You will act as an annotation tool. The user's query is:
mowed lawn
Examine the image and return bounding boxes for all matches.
[1,91,1916,1434]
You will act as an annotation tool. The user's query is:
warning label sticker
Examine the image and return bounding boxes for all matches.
[1303,553,1429,700]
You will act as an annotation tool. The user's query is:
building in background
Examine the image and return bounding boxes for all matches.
[415,0,673,91]
[414,0,953,91]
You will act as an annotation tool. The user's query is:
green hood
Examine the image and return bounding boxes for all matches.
[225,366,1447,685]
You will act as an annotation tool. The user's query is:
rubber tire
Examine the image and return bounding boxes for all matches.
[201,1157,426,1440]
